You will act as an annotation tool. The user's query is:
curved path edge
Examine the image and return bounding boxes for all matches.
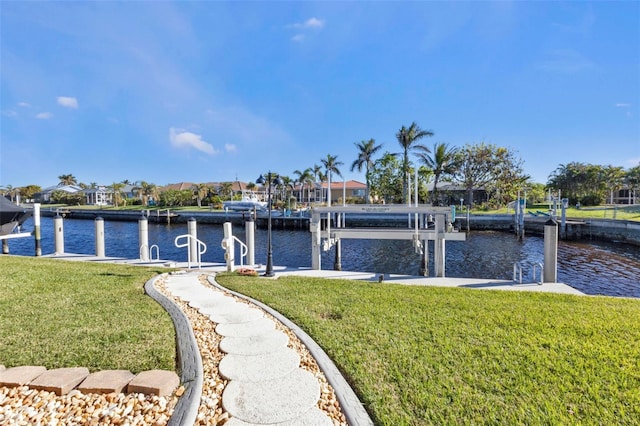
[145,273,203,426]
[207,274,374,426]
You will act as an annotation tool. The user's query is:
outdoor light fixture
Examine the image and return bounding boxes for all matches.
[256,171,283,277]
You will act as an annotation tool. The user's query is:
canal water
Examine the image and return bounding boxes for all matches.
[4,216,640,298]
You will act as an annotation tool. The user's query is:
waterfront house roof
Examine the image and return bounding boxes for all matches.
[316,180,366,190]
[160,181,250,192]
[36,184,83,195]
[161,182,197,191]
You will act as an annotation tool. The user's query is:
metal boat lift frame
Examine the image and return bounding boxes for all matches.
[310,205,466,277]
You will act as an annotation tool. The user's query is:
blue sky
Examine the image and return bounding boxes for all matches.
[1,1,638,189]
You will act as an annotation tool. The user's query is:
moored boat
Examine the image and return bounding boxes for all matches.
[0,198,32,236]
[222,191,267,212]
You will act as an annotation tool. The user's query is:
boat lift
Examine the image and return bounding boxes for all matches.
[310,205,466,277]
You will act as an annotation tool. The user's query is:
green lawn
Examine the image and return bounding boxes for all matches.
[0,256,176,373]
[217,274,640,425]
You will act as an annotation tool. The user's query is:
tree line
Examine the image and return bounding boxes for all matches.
[2,122,638,208]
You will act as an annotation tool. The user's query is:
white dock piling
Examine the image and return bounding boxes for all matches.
[434,214,446,277]
[222,222,235,272]
[139,215,149,261]
[95,217,105,257]
[245,218,255,266]
[54,214,64,255]
[34,203,42,256]
[188,217,198,263]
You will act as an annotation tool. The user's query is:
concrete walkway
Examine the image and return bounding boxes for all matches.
[164,272,336,425]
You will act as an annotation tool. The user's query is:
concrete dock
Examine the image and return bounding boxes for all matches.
[41,252,585,296]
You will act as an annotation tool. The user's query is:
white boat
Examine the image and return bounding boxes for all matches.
[222,191,268,212]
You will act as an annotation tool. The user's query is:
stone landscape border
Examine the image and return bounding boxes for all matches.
[144,274,203,426]
[207,274,374,426]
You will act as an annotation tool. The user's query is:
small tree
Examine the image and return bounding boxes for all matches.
[369,152,403,203]
[453,143,527,207]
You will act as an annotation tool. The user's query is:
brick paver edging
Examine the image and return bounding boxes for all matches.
[145,273,203,426]
[207,274,374,426]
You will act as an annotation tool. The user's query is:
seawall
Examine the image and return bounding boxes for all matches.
[456,215,640,246]
[38,208,640,246]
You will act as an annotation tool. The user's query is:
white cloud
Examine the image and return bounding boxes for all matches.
[224,143,237,153]
[615,103,631,108]
[291,34,305,43]
[36,112,53,119]
[2,110,18,117]
[290,17,325,30]
[18,102,31,108]
[169,127,217,155]
[57,96,78,109]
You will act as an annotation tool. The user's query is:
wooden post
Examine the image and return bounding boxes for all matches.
[333,238,342,271]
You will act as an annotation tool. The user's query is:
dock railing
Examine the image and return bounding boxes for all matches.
[175,234,207,269]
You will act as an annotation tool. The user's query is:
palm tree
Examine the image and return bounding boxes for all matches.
[192,183,210,208]
[321,154,343,205]
[602,166,625,204]
[133,181,158,206]
[311,164,324,203]
[416,142,458,205]
[1,185,16,202]
[58,174,77,186]
[219,182,234,200]
[396,122,433,203]
[351,138,383,203]
[293,168,314,205]
[110,182,125,207]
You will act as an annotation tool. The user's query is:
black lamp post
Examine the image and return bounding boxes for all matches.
[256,171,283,277]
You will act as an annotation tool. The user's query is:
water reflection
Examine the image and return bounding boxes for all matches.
[4,217,639,298]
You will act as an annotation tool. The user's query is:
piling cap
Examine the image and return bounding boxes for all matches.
[545,218,557,226]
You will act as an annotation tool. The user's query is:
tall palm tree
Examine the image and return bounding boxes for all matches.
[58,174,77,186]
[192,183,210,208]
[321,154,343,205]
[416,142,458,205]
[351,138,383,203]
[396,122,433,203]
[311,164,324,203]
[293,168,314,205]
